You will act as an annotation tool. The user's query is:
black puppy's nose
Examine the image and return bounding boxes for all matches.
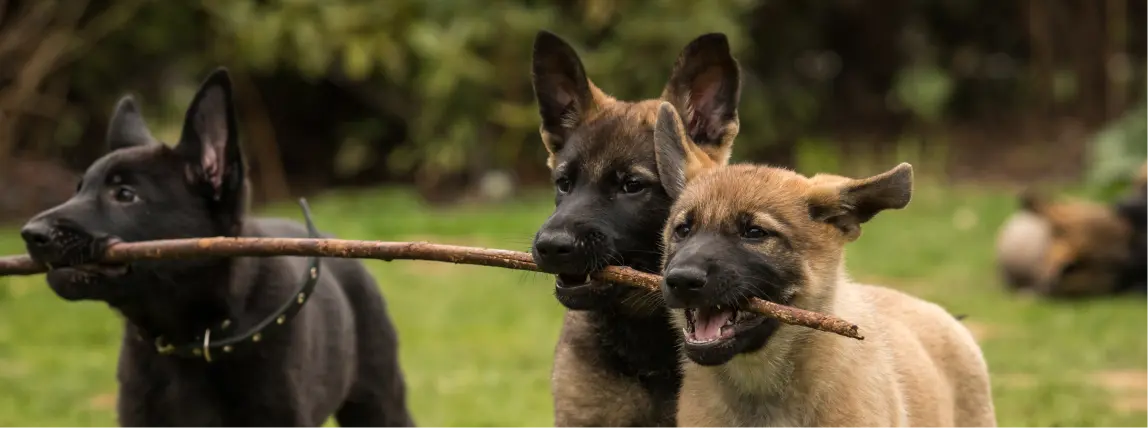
[534,230,577,258]
[664,266,708,291]
[20,222,53,248]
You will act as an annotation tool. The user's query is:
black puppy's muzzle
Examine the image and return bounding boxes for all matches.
[21,218,112,268]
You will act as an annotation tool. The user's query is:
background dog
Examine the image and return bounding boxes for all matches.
[19,68,414,426]
[994,164,1146,298]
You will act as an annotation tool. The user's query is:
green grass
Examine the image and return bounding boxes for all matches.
[0,184,1143,426]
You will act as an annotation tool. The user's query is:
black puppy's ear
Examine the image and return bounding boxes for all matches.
[532,31,601,160]
[107,95,155,152]
[661,33,741,162]
[174,67,244,205]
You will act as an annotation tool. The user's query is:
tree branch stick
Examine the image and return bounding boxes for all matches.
[0,238,863,340]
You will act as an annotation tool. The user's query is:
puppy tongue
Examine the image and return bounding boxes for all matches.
[695,307,734,342]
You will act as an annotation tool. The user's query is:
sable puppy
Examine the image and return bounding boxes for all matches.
[529,31,741,426]
[656,147,997,426]
[20,69,413,426]
[996,189,1142,297]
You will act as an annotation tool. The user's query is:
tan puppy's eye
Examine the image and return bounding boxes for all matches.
[741,225,772,240]
[673,222,692,240]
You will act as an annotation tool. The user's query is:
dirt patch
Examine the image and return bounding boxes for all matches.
[1090,370,1148,413]
[994,372,1039,389]
[88,392,116,411]
[1092,370,1148,391]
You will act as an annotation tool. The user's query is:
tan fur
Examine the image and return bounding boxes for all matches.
[995,193,1134,296]
[551,312,659,425]
[665,164,997,427]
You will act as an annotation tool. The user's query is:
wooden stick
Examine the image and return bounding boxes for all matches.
[0,238,864,340]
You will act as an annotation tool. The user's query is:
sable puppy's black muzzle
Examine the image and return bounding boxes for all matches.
[531,207,620,310]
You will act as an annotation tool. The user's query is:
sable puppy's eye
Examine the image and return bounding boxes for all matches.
[555,177,572,193]
[742,226,771,240]
[673,222,692,240]
[113,186,139,203]
[621,177,646,194]
[75,180,83,194]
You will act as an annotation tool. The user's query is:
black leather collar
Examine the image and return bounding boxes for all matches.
[152,198,323,362]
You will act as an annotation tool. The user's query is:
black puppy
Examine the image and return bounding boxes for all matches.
[20,68,415,427]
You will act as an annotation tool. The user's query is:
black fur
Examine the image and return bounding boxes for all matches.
[1114,183,1147,294]
[19,68,414,427]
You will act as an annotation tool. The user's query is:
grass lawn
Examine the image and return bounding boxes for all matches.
[0,182,1143,426]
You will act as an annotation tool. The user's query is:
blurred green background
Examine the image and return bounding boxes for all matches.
[0,0,1145,426]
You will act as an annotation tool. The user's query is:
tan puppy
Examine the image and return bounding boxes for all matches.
[652,111,997,426]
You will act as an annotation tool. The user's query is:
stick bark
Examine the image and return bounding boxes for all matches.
[0,238,863,340]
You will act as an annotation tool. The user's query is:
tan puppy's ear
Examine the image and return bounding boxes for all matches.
[807,163,914,241]
[654,103,726,199]
[661,33,741,164]
[654,102,690,199]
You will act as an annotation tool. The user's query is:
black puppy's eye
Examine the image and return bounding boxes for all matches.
[113,186,139,203]
[621,178,645,194]
[673,222,692,240]
[742,226,771,240]
[555,177,572,193]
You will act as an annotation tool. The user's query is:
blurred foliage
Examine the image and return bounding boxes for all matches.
[0,0,1145,210]
[1085,101,1147,199]
[200,0,758,179]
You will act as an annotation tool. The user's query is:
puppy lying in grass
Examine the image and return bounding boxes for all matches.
[651,103,997,427]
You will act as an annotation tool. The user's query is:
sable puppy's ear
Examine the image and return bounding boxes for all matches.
[807,163,914,241]
[106,95,156,152]
[532,31,598,159]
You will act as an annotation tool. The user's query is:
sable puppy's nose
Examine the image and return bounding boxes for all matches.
[664,266,708,291]
[535,230,577,258]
